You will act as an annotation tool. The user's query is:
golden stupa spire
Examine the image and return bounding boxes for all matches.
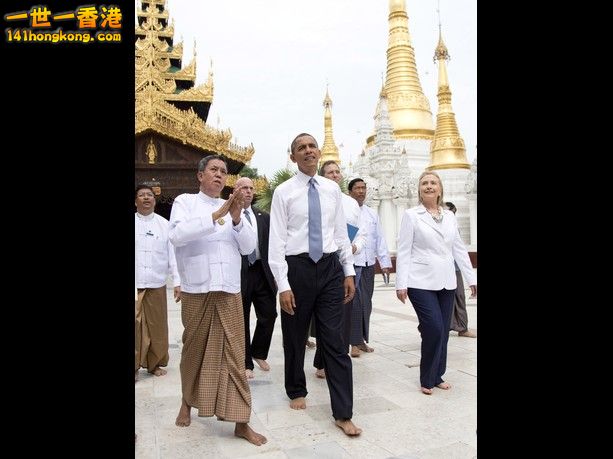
[320,86,341,165]
[427,25,470,171]
[384,0,434,140]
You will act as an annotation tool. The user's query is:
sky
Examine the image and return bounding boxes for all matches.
[150,0,476,178]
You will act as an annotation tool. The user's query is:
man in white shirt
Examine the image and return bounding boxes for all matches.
[135,184,181,380]
[235,176,278,379]
[269,133,362,436]
[168,155,267,446]
[348,178,392,354]
[313,161,367,369]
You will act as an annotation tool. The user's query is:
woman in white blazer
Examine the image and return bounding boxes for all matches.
[396,171,477,395]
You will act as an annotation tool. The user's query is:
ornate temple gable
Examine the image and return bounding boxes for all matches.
[172,57,196,81]
[135,136,207,166]
[135,0,253,164]
[136,90,254,164]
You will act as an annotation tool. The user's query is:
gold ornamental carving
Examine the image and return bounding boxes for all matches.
[135,0,253,163]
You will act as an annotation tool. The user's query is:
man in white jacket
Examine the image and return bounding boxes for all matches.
[135,184,180,379]
[313,160,367,367]
[169,155,266,446]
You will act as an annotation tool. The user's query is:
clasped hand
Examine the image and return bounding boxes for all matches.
[211,192,245,225]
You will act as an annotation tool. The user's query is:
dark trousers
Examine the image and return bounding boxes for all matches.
[242,260,277,370]
[313,265,361,369]
[407,288,455,389]
[281,253,353,420]
[350,264,374,345]
[449,270,468,332]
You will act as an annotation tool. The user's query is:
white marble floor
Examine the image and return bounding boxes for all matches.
[135,275,477,458]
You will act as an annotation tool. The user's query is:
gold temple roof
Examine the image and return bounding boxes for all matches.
[135,0,254,164]
[368,0,434,145]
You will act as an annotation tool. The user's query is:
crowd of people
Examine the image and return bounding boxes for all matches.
[134,133,477,445]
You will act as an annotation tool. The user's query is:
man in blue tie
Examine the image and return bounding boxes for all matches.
[235,176,278,379]
[269,133,362,436]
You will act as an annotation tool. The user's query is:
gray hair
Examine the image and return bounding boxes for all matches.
[198,155,227,172]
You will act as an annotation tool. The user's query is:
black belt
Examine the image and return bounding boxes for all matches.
[290,252,335,259]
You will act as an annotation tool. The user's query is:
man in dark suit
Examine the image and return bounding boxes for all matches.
[235,177,278,379]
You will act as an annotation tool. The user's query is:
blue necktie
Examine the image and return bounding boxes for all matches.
[308,178,323,262]
[243,209,257,265]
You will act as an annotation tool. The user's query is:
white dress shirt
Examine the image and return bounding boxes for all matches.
[353,204,392,268]
[244,206,260,260]
[269,170,355,293]
[168,191,256,294]
[341,193,367,254]
[396,205,476,291]
[135,212,180,288]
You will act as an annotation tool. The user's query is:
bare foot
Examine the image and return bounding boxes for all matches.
[234,423,267,446]
[421,387,433,395]
[357,343,374,353]
[315,368,326,379]
[150,367,167,376]
[436,382,451,390]
[458,330,477,338]
[254,358,270,371]
[175,399,192,427]
[289,397,306,410]
[335,419,362,436]
[350,346,362,358]
[306,339,316,349]
[245,369,255,379]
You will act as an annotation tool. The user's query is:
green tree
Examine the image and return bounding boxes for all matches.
[253,168,350,212]
[254,168,296,212]
[239,165,260,179]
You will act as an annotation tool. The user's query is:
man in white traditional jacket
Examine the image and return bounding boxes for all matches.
[168,155,266,446]
[311,160,367,369]
[348,178,392,355]
[135,184,180,380]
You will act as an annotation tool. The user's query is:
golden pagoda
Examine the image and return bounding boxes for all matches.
[367,0,434,146]
[320,87,341,165]
[134,0,255,216]
[427,29,470,170]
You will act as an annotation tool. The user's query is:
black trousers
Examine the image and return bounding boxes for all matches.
[241,260,277,370]
[281,253,353,420]
[313,265,361,369]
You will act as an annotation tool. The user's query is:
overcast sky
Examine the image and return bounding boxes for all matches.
[154,0,476,177]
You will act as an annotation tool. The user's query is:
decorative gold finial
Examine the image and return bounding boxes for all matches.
[427,16,470,171]
[320,86,340,165]
[380,0,433,141]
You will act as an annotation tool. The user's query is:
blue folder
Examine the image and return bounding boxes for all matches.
[347,223,358,242]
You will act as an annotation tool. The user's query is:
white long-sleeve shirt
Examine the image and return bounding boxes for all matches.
[168,191,256,294]
[353,204,392,268]
[135,212,180,288]
[341,193,367,254]
[269,170,355,293]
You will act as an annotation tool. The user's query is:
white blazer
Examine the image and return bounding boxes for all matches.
[396,205,476,291]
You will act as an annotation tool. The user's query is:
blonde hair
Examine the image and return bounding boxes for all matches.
[417,171,444,206]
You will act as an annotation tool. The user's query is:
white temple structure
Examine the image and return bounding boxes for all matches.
[349,0,477,255]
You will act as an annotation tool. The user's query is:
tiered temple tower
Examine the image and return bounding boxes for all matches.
[134,0,259,217]
[352,0,476,252]
[427,28,473,245]
[319,87,341,166]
